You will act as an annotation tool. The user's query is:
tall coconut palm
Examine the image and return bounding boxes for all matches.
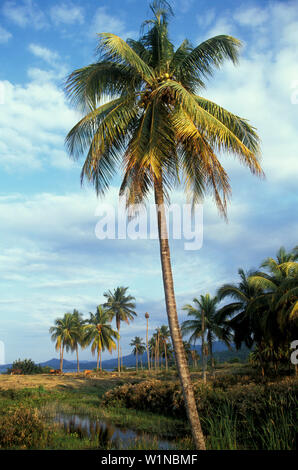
[49,320,63,371]
[64,0,263,449]
[103,286,136,374]
[130,336,146,372]
[145,312,150,370]
[49,313,81,372]
[71,309,84,373]
[84,305,118,371]
[182,294,231,380]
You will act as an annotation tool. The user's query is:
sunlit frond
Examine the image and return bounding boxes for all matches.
[98,33,154,84]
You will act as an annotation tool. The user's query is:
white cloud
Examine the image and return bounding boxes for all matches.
[203,17,235,39]
[2,0,47,30]
[0,78,79,171]
[0,25,12,43]
[50,3,84,25]
[28,43,60,66]
[197,2,298,183]
[234,6,269,26]
[89,7,135,39]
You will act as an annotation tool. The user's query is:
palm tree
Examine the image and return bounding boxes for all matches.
[84,305,118,371]
[139,343,146,369]
[103,286,136,375]
[190,349,200,369]
[49,313,81,372]
[153,327,161,370]
[248,248,298,349]
[216,268,263,349]
[183,340,192,364]
[130,336,146,372]
[159,324,171,370]
[71,309,84,373]
[49,320,63,371]
[148,336,156,369]
[145,312,150,370]
[182,294,231,381]
[64,0,263,449]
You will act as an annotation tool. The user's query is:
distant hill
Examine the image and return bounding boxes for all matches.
[0,341,251,373]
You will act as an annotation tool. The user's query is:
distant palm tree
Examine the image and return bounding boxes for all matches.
[159,325,171,370]
[84,306,118,371]
[103,287,136,375]
[64,0,263,450]
[139,343,146,369]
[216,269,263,349]
[182,294,231,381]
[153,328,161,370]
[49,313,81,372]
[183,340,192,364]
[248,248,298,349]
[148,336,156,370]
[145,312,150,370]
[190,349,200,369]
[130,336,146,372]
[71,309,84,372]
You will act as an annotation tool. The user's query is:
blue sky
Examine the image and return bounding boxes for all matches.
[0,0,297,364]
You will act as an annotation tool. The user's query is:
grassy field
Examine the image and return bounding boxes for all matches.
[0,364,297,450]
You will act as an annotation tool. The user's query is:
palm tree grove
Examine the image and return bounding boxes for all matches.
[0,0,297,457]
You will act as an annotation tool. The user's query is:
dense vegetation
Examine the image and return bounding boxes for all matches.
[7,359,50,375]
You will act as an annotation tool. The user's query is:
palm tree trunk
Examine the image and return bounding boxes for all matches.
[156,331,160,371]
[117,325,120,376]
[100,350,102,372]
[76,344,80,373]
[146,317,150,370]
[97,349,100,372]
[154,178,206,450]
[201,311,207,384]
[209,339,215,377]
[59,344,62,371]
[164,343,168,371]
[60,344,64,373]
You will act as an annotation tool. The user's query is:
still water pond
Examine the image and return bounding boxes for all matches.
[54,413,174,449]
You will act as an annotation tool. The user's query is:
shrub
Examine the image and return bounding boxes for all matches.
[0,407,51,449]
[7,358,44,375]
[102,377,298,421]
[102,377,298,449]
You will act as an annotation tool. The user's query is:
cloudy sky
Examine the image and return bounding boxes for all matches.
[0,0,297,364]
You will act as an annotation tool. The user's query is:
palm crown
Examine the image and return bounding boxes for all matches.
[65,0,262,216]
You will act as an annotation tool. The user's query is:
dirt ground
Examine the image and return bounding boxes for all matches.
[0,372,121,391]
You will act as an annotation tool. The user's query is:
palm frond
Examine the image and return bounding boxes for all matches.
[98,33,154,84]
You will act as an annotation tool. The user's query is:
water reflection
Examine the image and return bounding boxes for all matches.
[54,413,173,449]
